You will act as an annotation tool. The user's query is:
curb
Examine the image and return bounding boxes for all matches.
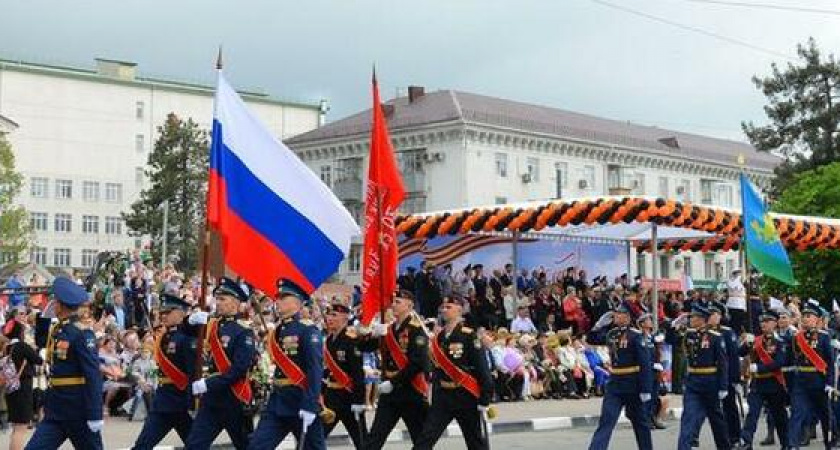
[118,407,685,449]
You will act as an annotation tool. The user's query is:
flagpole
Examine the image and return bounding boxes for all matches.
[737,154,752,335]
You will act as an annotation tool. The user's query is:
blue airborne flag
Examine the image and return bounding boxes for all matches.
[740,174,795,285]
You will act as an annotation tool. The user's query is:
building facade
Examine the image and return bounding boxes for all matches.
[287,87,779,286]
[0,56,324,270]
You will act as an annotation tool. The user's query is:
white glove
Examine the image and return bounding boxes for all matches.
[640,393,652,403]
[378,380,393,394]
[733,384,743,396]
[87,420,104,433]
[299,409,317,429]
[188,311,209,325]
[749,363,758,373]
[652,363,664,372]
[593,312,614,331]
[192,379,207,395]
[826,385,835,396]
[653,334,665,344]
[718,390,728,400]
[832,339,840,350]
[372,323,388,337]
[743,333,755,344]
[478,404,490,414]
[351,404,367,415]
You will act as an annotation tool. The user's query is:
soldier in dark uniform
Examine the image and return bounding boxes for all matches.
[25,277,104,450]
[734,310,789,450]
[586,302,653,450]
[669,304,730,450]
[248,278,325,450]
[361,291,429,450]
[322,302,367,448]
[638,312,667,430]
[186,277,257,450]
[787,302,833,449]
[707,303,742,444]
[132,294,198,450]
[411,296,493,450]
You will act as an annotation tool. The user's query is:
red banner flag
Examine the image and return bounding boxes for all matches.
[360,70,406,326]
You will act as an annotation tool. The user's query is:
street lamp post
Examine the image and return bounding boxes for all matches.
[161,199,169,268]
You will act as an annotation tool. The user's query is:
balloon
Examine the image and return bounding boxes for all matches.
[503,350,523,372]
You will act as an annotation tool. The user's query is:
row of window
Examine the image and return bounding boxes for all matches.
[636,253,736,280]
[29,247,99,268]
[30,212,123,235]
[30,178,124,202]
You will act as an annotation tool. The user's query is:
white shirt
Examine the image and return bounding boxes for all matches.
[726,278,746,310]
[510,316,538,334]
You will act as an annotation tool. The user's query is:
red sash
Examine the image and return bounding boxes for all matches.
[384,327,429,397]
[754,335,786,388]
[267,328,308,388]
[795,331,827,374]
[206,319,253,403]
[323,341,353,392]
[154,332,189,390]
[430,332,481,399]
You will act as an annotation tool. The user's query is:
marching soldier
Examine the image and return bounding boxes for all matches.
[708,303,742,444]
[362,291,430,450]
[586,302,654,450]
[132,294,197,449]
[25,277,104,450]
[412,295,493,450]
[638,312,667,430]
[669,305,730,450]
[787,302,833,449]
[186,277,257,450]
[248,278,325,450]
[734,310,788,450]
[322,302,367,448]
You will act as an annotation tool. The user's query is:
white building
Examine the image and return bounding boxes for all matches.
[0,56,325,270]
[287,87,779,286]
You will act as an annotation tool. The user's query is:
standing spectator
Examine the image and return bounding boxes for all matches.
[130,276,149,329]
[397,267,417,294]
[502,286,517,328]
[3,311,43,450]
[472,265,496,329]
[440,264,455,298]
[489,270,505,325]
[562,287,588,335]
[108,290,127,331]
[725,269,747,333]
[510,306,538,334]
[415,262,442,318]
[575,269,589,293]
[4,274,24,309]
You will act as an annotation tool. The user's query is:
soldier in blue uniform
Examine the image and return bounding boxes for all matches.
[25,277,104,450]
[637,312,667,430]
[586,302,654,450]
[669,304,730,450]
[132,294,197,449]
[733,310,789,450]
[707,303,742,444]
[247,278,325,450]
[186,277,258,450]
[787,302,834,449]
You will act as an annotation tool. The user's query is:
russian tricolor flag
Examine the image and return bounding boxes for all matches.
[207,72,360,295]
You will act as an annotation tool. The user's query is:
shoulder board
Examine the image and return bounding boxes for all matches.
[461,326,474,334]
[345,327,358,339]
[686,328,697,333]
[819,330,830,335]
[720,326,732,331]
[409,317,424,328]
[300,319,315,326]
[708,330,721,337]
[628,328,642,334]
[237,319,252,327]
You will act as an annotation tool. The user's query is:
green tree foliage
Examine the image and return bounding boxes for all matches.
[760,162,840,300]
[743,38,840,194]
[0,134,31,263]
[123,113,208,271]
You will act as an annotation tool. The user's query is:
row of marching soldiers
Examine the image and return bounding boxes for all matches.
[24,275,494,450]
[587,294,840,450]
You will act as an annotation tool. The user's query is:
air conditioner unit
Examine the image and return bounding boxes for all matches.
[434,152,445,162]
[676,186,686,194]
[632,179,640,189]
[422,153,434,163]
[578,179,589,189]
[521,173,532,183]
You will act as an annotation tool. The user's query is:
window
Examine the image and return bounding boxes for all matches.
[82,181,99,202]
[30,212,48,232]
[495,196,508,205]
[683,256,693,279]
[30,247,46,265]
[700,179,714,204]
[582,165,595,189]
[55,179,72,199]
[634,173,646,195]
[658,255,670,278]
[135,168,145,188]
[320,165,332,187]
[526,157,540,182]
[105,183,122,202]
[82,215,99,234]
[81,249,98,268]
[704,254,715,279]
[348,244,362,273]
[726,258,735,277]
[716,184,734,207]
[30,177,48,198]
[54,213,72,233]
[53,248,71,267]
[400,194,427,214]
[658,176,669,197]
[135,134,145,152]
[678,179,691,201]
[495,153,508,178]
[336,157,363,181]
[636,253,647,277]
[0,252,15,265]
[135,101,145,120]
[105,216,123,235]
[554,162,568,198]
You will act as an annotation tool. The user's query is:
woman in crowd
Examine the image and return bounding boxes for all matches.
[3,310,43,450]
[99,336,128,416]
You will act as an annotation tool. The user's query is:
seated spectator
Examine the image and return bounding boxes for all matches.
[99,336,129,416]
[557,331,588,399]
[510,306,538,334]
[127,343,155,421]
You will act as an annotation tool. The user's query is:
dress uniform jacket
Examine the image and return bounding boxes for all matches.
[264,314,323,416]
[43,316,103,422]
[429,322,493,407]
[152,324,198,412]
[790,328,833,390]
[324,326,365,406]
[588,326,653,395]
[202,316,257,406]
[680,328,728,394]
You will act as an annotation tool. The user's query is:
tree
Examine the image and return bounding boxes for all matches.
[743,38,840,193]
[0,134,31,263]
[123,113,209,272]
[760,162,840,301]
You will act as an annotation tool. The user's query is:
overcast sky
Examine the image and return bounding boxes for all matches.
[2,0,839,141]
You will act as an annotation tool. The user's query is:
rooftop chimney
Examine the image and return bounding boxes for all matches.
[658,136,680,149]
[381,104,395,118]
[408,85,425,104]
[95,58,137,80]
